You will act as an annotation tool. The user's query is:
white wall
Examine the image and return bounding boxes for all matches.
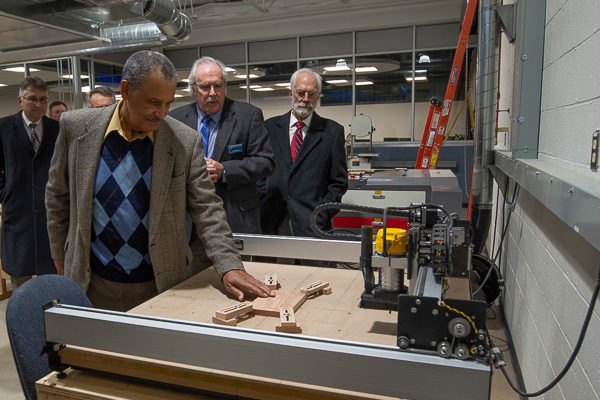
[493,1,600,398]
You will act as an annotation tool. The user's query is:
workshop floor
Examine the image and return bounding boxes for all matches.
[0,286,519,400]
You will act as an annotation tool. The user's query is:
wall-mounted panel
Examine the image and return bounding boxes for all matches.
[201,43,245,65]
[300,33,352,58]
[356,27,413,54]
[164,47,200,69]
[249,39,296,63]
[416,23,460,49]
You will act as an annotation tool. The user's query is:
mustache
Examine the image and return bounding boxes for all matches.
[144,116,162,123]
[205,96,220,104]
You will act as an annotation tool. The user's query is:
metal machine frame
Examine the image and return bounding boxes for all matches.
[44,304,491,400]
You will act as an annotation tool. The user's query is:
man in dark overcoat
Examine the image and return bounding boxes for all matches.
[0,76,59,289]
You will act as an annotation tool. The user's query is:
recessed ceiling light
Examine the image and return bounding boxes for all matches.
[275,82,291,87]
[240,84,261,89]
[180,78,189,83]
[355,80,374,86]
[61,74,89,80]
[174,94,183,97]
[225,67,236,72]
[418,54,431,63]
[81,86,90,92]
[326,79,349,84]
[253,87,274,92]
[0,83,6,87]
[235,74,259,79]
[3,66,40,73]
[355,66,378,72]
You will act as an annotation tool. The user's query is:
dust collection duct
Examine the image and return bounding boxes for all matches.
[0,0,193,61]
[471,0,500,254]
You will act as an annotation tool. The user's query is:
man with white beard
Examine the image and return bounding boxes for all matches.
[259,68,347,238]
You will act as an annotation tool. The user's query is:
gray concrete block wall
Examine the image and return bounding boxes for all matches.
[492,1,600,397]
[496,186,600,399]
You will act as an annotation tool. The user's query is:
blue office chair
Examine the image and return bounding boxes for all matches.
[5,275,92,400]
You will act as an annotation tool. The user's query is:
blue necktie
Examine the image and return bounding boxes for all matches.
[201,115,212,156]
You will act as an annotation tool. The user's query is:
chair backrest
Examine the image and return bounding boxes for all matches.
[5,275,92,400]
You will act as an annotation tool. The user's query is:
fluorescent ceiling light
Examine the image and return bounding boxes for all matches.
[275,82,291,87]
[80,86,91,92]
[240,84,261,89]
[252,87,274,92]
[326,79,349,84]
[355,80,374,86]
[224,67,236,72]
[180,78,189,83]
[418,54,431,63]
[355,66,378,72]
[405,76,428,82]
[0,83,6,87]
[3,66,40,72]
[61,74,89,79]
[235,73,259,79]
[174,94,183,97]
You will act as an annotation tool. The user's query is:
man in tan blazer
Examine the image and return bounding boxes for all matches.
[46,50,273,311]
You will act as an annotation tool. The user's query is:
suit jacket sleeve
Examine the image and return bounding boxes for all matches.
[321,123,348,204]
[186,133,245,279]
[221,107,274,188]
[0,120,6,203]
[45,122,70,260]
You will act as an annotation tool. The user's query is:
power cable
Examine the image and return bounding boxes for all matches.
[492,264,600,397]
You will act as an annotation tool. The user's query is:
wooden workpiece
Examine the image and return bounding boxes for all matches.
[276,307,302,333]
[265,273,279,290]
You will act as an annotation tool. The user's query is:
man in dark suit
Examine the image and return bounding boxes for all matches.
[170,56,274,234]
[260,68,348,238]
[0,76,59,289]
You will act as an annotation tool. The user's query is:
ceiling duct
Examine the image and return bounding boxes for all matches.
[143,0,192,43]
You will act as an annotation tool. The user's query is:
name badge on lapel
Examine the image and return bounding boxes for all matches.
[228,143,243,154]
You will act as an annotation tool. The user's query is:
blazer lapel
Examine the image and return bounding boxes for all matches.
[291,112,322,171]
[181,103,198,130]
[148,121,175,243]
[12,113,35,156]
[76,107,112,245]
[212,98,235,161]
[273,112,293,168]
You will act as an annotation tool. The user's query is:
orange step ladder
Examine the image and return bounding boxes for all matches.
[415,0,478,169]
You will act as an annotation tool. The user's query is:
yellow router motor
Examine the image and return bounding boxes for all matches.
[375,228,408,255]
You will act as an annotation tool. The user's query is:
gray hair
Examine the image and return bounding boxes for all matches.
[122,50,177,91]
[19,76,47,97]
[290,68,322,93]
[88,86,116,106]
[188,56,228,94]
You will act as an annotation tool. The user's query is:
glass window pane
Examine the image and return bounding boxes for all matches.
[225,64,249,103]
[413,49,468,142]
[355,53,413,141]
[300,58,352,133]
[246,62,297,119]
[249,39,296,63]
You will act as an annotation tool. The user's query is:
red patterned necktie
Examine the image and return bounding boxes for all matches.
[290,121,305,161]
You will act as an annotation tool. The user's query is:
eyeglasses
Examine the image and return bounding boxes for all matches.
[294,89,319,99]
[21,96,48,104]
[192,82,225,92]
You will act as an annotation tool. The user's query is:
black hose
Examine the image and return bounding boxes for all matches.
[496,265,600,397]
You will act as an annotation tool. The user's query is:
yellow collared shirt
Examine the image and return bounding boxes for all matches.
[104,100,155,143]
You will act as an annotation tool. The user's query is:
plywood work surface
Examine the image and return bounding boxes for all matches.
[129,261,399,346]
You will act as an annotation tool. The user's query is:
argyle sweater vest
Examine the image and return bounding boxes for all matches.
[90,131,154,283]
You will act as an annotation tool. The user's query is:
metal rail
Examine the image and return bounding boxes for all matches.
[44,304,491,400]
